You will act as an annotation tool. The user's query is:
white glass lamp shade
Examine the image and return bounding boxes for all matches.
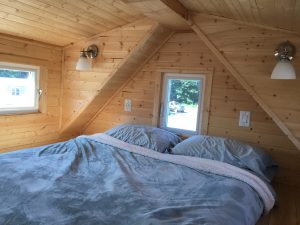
[76,55,91,71]
[271,60,296,79]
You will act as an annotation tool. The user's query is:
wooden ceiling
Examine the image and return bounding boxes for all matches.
[179,0,300,34]
[0,0,299,46]
[0,0,143,46]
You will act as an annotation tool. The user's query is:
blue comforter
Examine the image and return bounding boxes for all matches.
[0,135,265,225]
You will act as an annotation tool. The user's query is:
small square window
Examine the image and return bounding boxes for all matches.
[0,62,40,114]
[160,73,205,135]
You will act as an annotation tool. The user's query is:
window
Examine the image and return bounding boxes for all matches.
[0,62,40,114]
[160,73,207,135]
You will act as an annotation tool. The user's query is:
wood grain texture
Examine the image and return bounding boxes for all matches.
[189,15,300,151]
[179,0,300,35]
[122,0,190,30]
[0,34,67,152]
[0,0,298,47]
[0,0,143,46]
[256,183,300,225]
[61,18,155,128]
[192,14,300,151]
[60,18,174,136]
[84,31,300,187]
[134,0,300,152]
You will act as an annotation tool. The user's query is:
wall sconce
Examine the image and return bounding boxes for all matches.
[271,41,296,79]
[76,44,98,71]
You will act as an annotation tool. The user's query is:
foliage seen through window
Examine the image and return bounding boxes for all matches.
[169,79,201,105]
[0,69,29,79]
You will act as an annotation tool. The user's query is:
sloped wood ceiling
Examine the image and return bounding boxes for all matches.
[61,19,173,136]
[179,0,300,34]
[0,0,143,46]
[122,0,189,30]
[192,14,300,149]
[122,0,300,151]
[84,31,300,187]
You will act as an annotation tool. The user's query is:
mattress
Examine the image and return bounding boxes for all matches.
[0,133,274,225]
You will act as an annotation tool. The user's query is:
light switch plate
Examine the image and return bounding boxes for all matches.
[124,99,131,112]
[239,111,251,127]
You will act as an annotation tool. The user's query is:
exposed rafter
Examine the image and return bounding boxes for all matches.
[60,23,174,136]
[187,18,300,150]
[193,13,300,37]
[160,0,188,20]
[122,0,300,151]
[121,0,190,30]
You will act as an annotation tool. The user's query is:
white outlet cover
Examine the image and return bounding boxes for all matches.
[239,111,251,127]
[124,99,132,112]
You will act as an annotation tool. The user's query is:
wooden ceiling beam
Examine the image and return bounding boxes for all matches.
[160,0,188,20]
[59,23,174,136]
[188,17,300,150]
[124,0,300,150]
[121,0,190,30]
[193,13,300,37]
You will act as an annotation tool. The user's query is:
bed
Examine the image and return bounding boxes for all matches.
[0,124,277,225]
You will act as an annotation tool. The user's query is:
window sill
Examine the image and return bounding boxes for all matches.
[0,110,42,116]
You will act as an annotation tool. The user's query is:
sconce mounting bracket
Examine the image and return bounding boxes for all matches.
[86,44,98,59]
[274,41,296,61]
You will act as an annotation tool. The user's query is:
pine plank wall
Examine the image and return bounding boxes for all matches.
[62,18,156,127]
[0,17,300,189]
[83,27,300,187]
[0,34,65,152]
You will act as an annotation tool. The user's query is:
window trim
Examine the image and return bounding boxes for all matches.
[153,67,213,136]
[0,62,40,115]
[161,73,205,135]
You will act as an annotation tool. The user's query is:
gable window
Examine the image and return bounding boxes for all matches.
[0,62,40,114]
[159,71,212,135]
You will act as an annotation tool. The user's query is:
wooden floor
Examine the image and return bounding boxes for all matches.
[256,183,300,225]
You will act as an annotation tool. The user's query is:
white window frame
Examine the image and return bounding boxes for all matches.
[160,73,206,135]
[0,62,40,115]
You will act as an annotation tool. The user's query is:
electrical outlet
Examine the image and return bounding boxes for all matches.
[239,111,251,127]
[124,99,131,112]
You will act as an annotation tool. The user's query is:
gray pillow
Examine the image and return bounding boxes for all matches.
[171,135,278,182]
[105,124,182,153]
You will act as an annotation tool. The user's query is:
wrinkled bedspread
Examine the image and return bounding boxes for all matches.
[0,134,271,225]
